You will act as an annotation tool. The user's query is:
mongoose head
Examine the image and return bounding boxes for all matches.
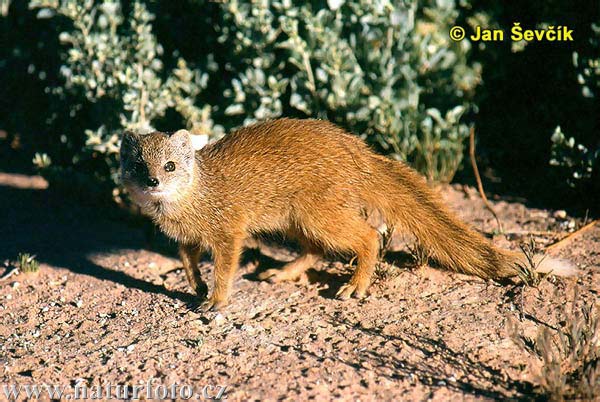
[119,130,196,206]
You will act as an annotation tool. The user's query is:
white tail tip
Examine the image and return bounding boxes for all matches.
[535,255,580,277]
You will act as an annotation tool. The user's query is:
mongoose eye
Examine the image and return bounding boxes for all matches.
[164,161,176,172]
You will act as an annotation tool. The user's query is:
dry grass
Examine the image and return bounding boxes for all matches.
[407,243,432,269]
[508,289,600,401]
[378,224,395,260]
[17,253,40,274]
[511,237,554,321]
[374,224,403,282]
[515,236,551,288]
[374,261,401,283]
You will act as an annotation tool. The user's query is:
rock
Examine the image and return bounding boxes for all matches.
[553,210,567,220]
[214,313,226,325]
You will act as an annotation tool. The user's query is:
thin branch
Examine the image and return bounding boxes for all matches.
[0,267,19,282]
[546,219,599,253]
[469,125,503,233]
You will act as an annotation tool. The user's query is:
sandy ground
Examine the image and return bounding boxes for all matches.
[0,172,598,401]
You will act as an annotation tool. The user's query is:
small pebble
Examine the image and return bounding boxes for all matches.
[214,313,226,324]
[553,210,567,219]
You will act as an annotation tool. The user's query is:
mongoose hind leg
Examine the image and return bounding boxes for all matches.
[179,243,208,299]
[299,207,380,299]
[258,234,321,283]
[335,223,380,300]
[202,234,244,312]
[258,250,320,283]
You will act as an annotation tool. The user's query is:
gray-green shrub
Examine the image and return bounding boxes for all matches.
[550,22,599,189]
[24,0,480,203]
[28,0,221,200]
[219,0,480,182]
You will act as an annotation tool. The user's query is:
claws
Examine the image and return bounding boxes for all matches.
[336,282,368,300]
[197,296,228,313]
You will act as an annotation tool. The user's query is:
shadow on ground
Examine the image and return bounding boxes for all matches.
[319,316,536,399]
[1,178,411,305]
[0,182,195,304]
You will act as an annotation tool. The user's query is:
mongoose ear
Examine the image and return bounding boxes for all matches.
[169,129,192,150]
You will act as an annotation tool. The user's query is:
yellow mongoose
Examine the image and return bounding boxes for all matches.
[120,118,573,310]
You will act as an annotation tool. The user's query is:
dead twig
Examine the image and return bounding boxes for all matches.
[546,219,599,254]
[469,126,503,234]
[0,266,19,282]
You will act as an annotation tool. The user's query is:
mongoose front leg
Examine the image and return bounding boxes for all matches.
[202,236,243,312]
[179,244,208,299]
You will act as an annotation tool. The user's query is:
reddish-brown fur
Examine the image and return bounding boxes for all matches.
[120,118,538,310]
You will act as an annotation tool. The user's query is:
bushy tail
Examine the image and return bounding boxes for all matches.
[366,156,577,279]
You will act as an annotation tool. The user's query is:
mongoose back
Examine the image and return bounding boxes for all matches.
[120,118,574,310]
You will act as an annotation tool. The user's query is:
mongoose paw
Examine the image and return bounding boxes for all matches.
[199,296,228,313]
[336,283,368,300]
[257,268,302,283]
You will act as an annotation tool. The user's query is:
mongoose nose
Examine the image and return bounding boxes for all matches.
[146,177,160,187]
